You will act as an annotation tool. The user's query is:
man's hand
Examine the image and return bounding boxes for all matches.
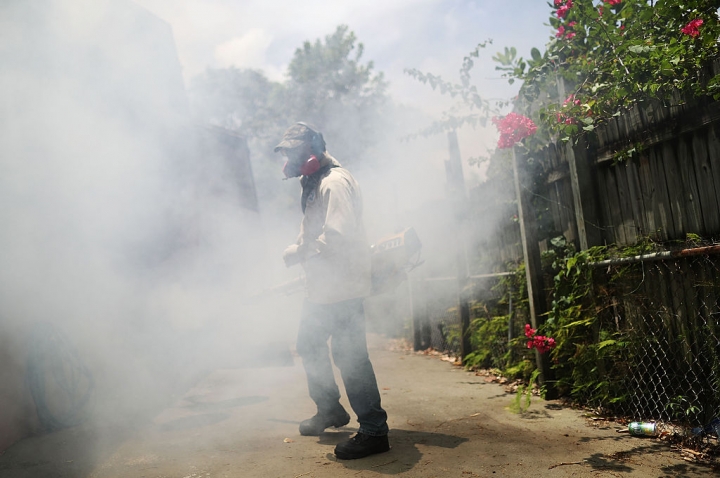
[283,244,302,267]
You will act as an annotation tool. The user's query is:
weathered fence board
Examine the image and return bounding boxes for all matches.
[603,165,628,245]
[676,135,704,234]
[636,153,657,237]
[624,159,646,238]
[593,167,613,245]
[647,146,675,241]
[660,142,688,239]
[707,124,720,216]
[615,161,638,244]
[690,130,720,233]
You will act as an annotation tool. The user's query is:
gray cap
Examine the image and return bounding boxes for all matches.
[274,123,316,152]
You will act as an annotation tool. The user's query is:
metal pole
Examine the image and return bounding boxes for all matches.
[507,281,514,343]
[590,244,720,267]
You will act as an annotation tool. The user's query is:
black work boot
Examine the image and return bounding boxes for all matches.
[334,432,390,460]
[299,409,351,436]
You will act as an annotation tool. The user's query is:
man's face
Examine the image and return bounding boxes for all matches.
[281,142,314,178]
[283,142,313,163]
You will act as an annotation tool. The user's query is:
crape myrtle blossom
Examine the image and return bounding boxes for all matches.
[566,21,577,39]
[492,113,537,149]
[555,0,573,19]
[681,19,704,38]
[563,94,581,108]
[556,113,575,125]
[524,324,557,354]
[557,21,577,40]
[607,0,621,5]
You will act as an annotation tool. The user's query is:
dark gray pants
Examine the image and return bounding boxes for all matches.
[296,298,388,436]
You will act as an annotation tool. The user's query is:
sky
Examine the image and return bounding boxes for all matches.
[133,0,555,137]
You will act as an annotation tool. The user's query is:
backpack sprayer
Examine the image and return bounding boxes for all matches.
[259,227,423,298]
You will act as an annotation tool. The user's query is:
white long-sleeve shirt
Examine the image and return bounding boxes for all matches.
[294,156,371,304]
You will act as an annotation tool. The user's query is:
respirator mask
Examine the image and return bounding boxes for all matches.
[275,122,326,178]
[282,152,320,178]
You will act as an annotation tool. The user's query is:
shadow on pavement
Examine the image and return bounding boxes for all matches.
[518,409,552,419]
[0,423,137,478]
[579,441,708,474]
[661,461,720,476]
[324,428,469,474]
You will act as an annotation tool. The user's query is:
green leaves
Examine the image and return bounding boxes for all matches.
[495,0,720,140]
[627,45,653,54]
[531,48,542,63]
[404,41,495,137]
[492,46,517,67]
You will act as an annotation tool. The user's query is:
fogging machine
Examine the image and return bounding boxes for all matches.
[260,227,422,297]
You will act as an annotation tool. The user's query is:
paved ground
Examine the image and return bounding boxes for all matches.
[0,336,716,477]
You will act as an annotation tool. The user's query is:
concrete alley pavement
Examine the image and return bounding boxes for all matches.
[0,336,713,477]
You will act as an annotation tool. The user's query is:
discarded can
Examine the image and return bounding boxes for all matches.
[628,422,657,436]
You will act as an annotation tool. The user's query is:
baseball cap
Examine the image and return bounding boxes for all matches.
[274,123,317,152]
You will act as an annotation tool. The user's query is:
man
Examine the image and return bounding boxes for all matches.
[274,122,389,460]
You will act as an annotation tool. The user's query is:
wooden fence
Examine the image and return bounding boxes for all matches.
[530,93,720,251]
[478,78,720,418]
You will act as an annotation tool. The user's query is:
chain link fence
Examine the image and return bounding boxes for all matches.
[412,249,720,431]
[591,248,720,426]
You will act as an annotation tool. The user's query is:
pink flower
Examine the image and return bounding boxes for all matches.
[607,0,621,5]
[681,18,704,37]
[565,32,576,40]
[556,112,576,124]
[598,5,603,15]
[556,25,566,38]
[564,94,581,106]
[567,21,577,28]
[523,324,557,354]
[530,335,557,354]
[492,113,538,149]
[555,0,572,18]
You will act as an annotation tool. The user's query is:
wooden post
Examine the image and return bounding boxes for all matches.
[557,77,602,250]
[410,279,423,351]
[446,130,472,362]
[511,146,554,393]
[408,278,430,351]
